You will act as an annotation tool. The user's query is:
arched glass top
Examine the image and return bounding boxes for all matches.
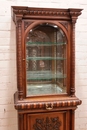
[25,23,67,96]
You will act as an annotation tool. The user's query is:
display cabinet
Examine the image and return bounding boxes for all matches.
[11,6,82,130]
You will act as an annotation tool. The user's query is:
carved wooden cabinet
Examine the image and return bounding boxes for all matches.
[11,6,82,130]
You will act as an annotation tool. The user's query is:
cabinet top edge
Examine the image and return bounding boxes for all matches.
[11,6,83,24]
[11,6,83,12]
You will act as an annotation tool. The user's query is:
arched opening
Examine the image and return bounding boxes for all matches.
[25,23,67,96]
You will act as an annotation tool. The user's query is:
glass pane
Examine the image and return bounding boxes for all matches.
[25,23,67,96]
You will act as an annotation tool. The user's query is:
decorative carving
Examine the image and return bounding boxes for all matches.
[59,22,68,30]
[12,8,82,18]
[14,97,82,110]
[13,8,70,16]
[71,22,75,97]
[24,21,33,30]
[12,6,82,23]
[69,10,82,19]
[17,20,23,99]
[33,117,61,130]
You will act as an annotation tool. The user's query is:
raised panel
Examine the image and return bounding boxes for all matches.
[27,111,69,130]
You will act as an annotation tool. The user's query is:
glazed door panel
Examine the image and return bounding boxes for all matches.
[25,23,67,97]
[27,111,69,130]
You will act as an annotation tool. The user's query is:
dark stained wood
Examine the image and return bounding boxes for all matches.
[16,19,23,100]
[27,111,66,130]
[18,114,24,130]
[70,21,76,97]
[12,6,82,130]
[14,92,81,110]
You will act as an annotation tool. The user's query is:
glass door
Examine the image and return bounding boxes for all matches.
[25,23,67,96]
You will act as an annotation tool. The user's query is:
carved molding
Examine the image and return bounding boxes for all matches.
[14,93,82,110]
[11,6,83,23]
[24,21,33,31]
[59,22,68,30]
[17,20,23,99]
[33,117,61,130]
[13,9,69,16]
[12,8,82,17]
[70,22,75,97]
[69,10,82,21]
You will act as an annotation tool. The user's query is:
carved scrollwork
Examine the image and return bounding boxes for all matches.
[59,22,68,30]
[33,117,61,130]
[24,21,33,31]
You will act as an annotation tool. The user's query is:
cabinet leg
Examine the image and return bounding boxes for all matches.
[18,114,24,130]
[70,110,75,130]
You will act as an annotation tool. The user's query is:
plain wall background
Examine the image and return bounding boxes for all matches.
[0,0,87,130]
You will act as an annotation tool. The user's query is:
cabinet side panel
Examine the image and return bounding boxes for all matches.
[18,114,24,130]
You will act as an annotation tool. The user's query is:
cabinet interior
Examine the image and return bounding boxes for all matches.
[26,23,67,96]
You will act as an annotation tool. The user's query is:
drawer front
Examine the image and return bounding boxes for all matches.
[27,111,69,130]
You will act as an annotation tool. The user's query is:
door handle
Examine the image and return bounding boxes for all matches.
[46,103,53,110]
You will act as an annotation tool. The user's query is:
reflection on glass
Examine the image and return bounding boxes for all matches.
[25,23,67,96]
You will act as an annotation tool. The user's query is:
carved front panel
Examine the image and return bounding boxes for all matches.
[27,111,68,130]
[33,117,61,130]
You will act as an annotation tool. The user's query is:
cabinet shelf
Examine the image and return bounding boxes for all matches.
[26,42,66,46]
[26,57,66,60]
[27,71,66,80]
[27,83,65,96]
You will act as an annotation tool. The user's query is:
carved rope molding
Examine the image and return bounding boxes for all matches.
[17,19,23,100]
[14,99,82,110]
[70,21,75,97]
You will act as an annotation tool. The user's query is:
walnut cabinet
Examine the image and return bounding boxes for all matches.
[11,6,82,130]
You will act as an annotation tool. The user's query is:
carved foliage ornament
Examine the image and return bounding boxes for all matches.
[24,21,33,30]
[33,117,61,130]
[59,22,68,30]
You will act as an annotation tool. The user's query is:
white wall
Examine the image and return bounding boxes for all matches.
[0,0,87,130]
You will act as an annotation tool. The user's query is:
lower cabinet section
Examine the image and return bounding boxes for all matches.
[18,110,71,130]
